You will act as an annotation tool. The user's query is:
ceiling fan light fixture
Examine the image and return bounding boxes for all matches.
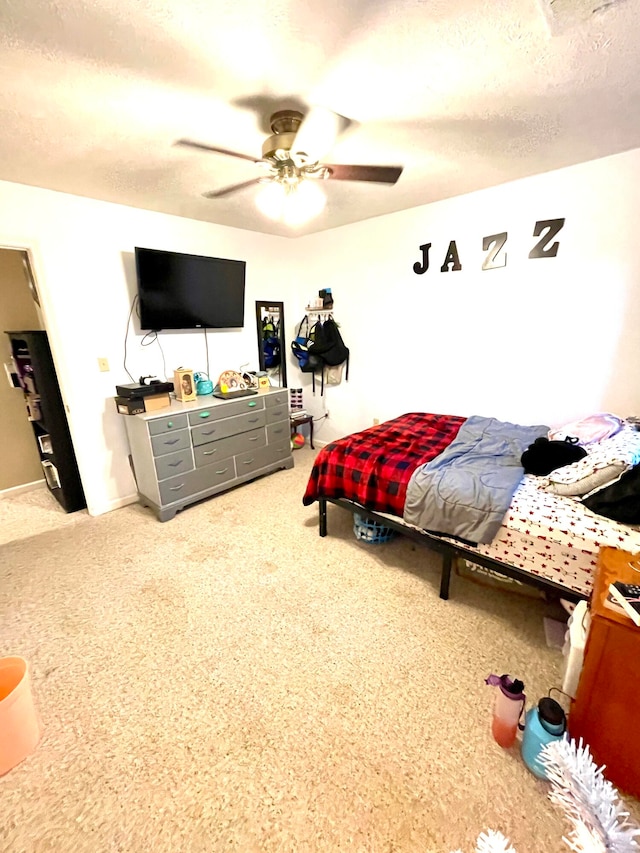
[283,180,326,227]
[255,178,326,226]
[255,181,287,221]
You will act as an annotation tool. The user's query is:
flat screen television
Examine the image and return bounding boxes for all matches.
[134,247,246,331]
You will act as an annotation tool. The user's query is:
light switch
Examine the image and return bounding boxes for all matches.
[98,357,110,372]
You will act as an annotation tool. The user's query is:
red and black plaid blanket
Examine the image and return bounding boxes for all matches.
[302,412,466,517]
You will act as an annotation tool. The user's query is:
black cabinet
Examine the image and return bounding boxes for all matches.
[5,330,85,513]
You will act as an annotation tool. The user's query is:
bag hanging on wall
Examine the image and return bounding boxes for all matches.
[291,315,321,374]
[310,317,349,373]
[307,316,349,395]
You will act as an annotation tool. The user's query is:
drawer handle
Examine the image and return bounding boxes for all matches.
[272,427,284,434]
[168,460,184,468]
[202,449,217,456]
[202,428,216,436]
[248,417,259,424]
[169,483,185,491]
[215,468,229,475]
[199,411,210,418]
[164,438,180,446]
[248,401,257,407]
[249,436,258,442]
[241,458,254,465]
[167,421,174,428]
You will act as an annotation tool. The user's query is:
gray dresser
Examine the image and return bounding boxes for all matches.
[123,388,294,521]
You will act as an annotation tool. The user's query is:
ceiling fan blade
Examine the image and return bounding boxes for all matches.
[291,106,352,167]
[175,138,258,164]
[324,164,403,185]
[202,179,263,199]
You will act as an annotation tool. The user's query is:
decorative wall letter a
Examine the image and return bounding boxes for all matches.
[440,241,462,272]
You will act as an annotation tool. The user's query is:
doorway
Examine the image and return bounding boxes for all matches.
[0,248,46,492]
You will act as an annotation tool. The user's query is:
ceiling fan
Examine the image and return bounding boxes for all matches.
[175,107,404,201]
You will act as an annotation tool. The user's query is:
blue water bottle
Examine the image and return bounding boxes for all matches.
[521,696,567,779]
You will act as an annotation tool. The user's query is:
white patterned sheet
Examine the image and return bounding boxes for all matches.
[458,476,640,597]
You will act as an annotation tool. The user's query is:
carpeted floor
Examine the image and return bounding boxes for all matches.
[1,447,638,852]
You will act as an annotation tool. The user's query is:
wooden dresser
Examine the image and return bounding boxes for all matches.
[568,546,640,799]
[122,387,293,521]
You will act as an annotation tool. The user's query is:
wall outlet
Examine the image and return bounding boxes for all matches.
[325,409,329,419]
[373,417,380,425]
[97,357,110,372]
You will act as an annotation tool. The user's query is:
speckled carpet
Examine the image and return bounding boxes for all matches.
[1,448,638,852]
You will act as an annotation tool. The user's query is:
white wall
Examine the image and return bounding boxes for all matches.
[291,147,640,443]
[0,180,295,515]
[3,146,640,516]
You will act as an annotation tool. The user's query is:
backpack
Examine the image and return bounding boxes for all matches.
[291,316,322,374]
[305,316,350,395]
[308,317,349,369]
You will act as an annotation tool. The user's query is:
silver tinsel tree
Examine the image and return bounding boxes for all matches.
[450,737,640,853]
[540,738,640,853]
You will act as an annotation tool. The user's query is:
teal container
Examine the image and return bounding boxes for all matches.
[521,697,566,779]
[194,372,213,395]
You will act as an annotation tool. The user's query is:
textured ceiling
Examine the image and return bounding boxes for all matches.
[1,0,639,237]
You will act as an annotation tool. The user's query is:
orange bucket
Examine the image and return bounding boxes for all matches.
[0,657,42,776]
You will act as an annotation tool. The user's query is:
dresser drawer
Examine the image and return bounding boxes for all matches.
[159,461,236,505]
[191,410,266,447]
[267,421,289,443]
[151,428,191,457]
[148,413,188,436]
[265,403,289,424]
[154,448,194,481]
[194,428,266,467]
[265,391,289,409]
[235,439,292,476]
[187,396,264,425]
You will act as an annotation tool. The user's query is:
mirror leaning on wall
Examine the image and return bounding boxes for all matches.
[255,300,287,388]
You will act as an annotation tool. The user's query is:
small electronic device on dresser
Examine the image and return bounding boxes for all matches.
[114,377,175,415]
[115,378,174,398]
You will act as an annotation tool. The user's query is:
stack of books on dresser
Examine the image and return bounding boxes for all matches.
[604,581,640,626]
[290,410,309,420]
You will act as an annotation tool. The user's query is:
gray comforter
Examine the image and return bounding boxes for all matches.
[403,415,548,544]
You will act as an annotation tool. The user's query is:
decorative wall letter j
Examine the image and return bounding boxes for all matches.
[413,243,431,274]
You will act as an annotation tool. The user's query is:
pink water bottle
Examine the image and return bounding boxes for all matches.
[485,674,526,748]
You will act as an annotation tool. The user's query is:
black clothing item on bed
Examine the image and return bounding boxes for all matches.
[582,463,640,523]
[521,436,587,476]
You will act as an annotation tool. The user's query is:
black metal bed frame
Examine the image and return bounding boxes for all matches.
[318,497,586,604]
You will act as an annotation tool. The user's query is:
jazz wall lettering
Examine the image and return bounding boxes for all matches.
[412,218,565,274]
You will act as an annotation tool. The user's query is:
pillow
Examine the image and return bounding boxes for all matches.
[538,425,640,495]
[548,412,624,445]
[542,462,627,497]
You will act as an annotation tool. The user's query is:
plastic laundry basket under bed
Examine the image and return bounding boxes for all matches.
[353,513,396,544]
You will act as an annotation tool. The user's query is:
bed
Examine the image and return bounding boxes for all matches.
[302,412,640,601]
